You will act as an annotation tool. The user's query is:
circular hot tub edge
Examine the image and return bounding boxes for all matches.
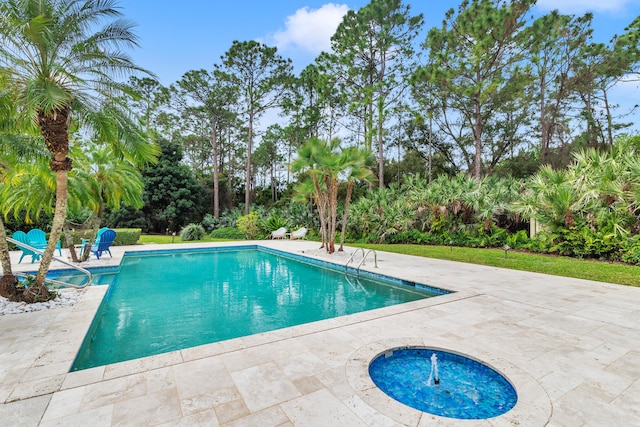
[345,338,552,426]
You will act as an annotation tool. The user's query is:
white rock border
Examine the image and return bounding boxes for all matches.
[0,290,80,315]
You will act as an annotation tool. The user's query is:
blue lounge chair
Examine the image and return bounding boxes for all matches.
[12,231,42,263]
[80,227,110,255]
[26,228,62,255]
[91,229,116,259]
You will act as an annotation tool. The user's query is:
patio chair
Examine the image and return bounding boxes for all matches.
[271,227,288,239]
[90,229,116,260]
[290,227,308,240]
[26,228,62,255]
[80,227,110,255]
[12,231,42,263]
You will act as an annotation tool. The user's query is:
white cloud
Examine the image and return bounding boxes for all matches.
[268,3,350,55]
[535,0,631,14]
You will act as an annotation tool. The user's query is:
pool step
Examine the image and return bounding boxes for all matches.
[46,272,118,287]
[92,273,118,286]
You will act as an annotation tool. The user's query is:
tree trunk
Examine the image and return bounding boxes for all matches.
[245,112,254,214]
[338,180,354,252]
[30,169,67,302]
[540,73,549,165]
[28,107,74,302]
[63,223,80,263]
[603,88,614,146]
[313,177,328,250]
[211,115,220,218]
[228,130,234,206]
[0,217,13,275]
[287,135,292,184]
[271,163,276,203]
[326,176,338,254]
[80,215,101,262]
[474,100,482,178]
[377,107,384,188]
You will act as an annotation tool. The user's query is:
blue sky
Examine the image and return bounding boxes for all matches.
[120,1,640,86]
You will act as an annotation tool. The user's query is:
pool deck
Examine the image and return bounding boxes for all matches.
[1,240,639,426]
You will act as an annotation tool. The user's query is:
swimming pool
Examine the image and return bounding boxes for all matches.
[71,247,448,370]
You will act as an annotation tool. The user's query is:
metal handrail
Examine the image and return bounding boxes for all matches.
[345,247,365,272]
[345,275,368,293]
[356,249,378,277]
[7,237,93,288]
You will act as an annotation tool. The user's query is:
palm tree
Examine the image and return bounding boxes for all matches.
[292,138,335,251]
[0,0,156,301]
[1,144,146,263]
[0,73,50,292]
[71,143,145,260]
[293,138,373,253]
[338,146,374,251]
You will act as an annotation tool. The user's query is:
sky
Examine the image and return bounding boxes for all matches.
[119,0,640,86]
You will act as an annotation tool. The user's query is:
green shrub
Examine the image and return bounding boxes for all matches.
[506,229,530,249]
[386,229,429,244]
[180,223,206,241]
[621,235,640,265]
[210,227,245,239]
[112,228,141,245]
[69,228,141,246]
[237,212,261,239]
[201,214,219,231]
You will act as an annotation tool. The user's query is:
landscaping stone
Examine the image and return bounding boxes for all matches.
[0,291,79,315]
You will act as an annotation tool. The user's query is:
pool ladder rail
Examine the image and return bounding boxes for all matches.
[345,248,378,277]
[7,237,93,288]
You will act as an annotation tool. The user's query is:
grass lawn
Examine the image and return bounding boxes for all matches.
[357,243,639,287]
[137,235,638,287]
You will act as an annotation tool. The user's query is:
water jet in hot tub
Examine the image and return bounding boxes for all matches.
[368,347,517,419]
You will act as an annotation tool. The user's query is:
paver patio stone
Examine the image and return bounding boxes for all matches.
[0,241,638,425]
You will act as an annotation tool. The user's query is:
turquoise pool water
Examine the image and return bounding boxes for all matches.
[72,247,447,370]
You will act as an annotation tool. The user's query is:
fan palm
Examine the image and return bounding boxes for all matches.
[0,0,156,301]
[292,138,333,249]
[293,138,373,253]
[338,146,374,251]
[515,165,584,230]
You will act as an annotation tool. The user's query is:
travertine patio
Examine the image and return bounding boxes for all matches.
[1,240,639,426]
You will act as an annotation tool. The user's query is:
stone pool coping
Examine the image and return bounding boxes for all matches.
[1,240,639,426]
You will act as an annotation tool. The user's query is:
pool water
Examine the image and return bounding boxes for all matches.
[369,348,518,419]
[72,248,445,370]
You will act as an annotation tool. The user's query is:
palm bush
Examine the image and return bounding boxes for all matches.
[349,174,523,247]
[261,213,290,235]
[515,136,640,260]
[180,223,206,241]
[201,214,218,231]
[349,186,414,242]
[215,207,245,229]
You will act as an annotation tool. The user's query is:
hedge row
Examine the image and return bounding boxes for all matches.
[69,228,141,246]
